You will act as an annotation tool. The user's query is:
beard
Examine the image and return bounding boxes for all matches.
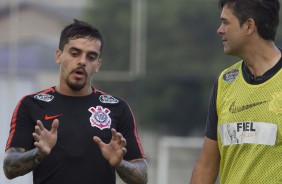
[66,79,86,91]
[66,70,88,91]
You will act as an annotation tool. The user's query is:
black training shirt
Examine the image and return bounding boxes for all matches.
[6,87,145,184]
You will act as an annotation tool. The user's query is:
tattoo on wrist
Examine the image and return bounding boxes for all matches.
[4,148,45,179]
[116,159,148,184]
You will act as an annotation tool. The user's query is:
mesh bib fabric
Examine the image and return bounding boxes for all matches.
[216,61,282,184]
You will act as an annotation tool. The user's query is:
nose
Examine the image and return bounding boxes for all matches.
[217,24,224,35]
[78,55,87,66]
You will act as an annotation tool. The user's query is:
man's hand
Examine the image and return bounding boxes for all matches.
[32,119,59,156]
[3,119,59,179]
[93,128,127,167]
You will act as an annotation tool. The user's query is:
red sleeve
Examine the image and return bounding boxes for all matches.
[117,100,145,161]
[5,96,35,151]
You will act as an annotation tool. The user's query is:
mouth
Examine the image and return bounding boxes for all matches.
[72,68,86,79]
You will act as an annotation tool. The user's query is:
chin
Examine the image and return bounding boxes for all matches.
[223,48,232,55]
[67,81,86,91]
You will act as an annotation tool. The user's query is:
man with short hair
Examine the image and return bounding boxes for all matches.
[4,19,148,184]
[190,0,282,183]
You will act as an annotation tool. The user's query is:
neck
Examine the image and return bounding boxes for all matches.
[241,43,281,77]
[55,85,92,96]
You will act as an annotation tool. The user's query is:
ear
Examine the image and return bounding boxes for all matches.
[55,49,62,64]
[244,18,256,35]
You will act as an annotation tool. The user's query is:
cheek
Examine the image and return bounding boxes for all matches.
[61,62,74,76]
[95,63,101,72]
[60,66,69,79]
[87,69,95,76]
[86,65,97,76]
[93,62,101,71]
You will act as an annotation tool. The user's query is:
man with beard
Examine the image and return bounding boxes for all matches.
[3,19,148,184]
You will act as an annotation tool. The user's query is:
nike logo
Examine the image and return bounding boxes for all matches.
[45,114,63,121]
[229,101,268,113]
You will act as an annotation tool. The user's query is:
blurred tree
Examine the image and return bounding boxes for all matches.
[83,0,282,136]
[84,0,131,71]
[83,0,220,136]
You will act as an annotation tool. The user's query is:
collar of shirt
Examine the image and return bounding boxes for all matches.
[242,48,282,84]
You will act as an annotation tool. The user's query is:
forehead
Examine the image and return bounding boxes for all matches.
[221,6,236,19]
[64,37,102,53]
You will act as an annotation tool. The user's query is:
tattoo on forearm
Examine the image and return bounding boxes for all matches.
[116,159,148,184]
[3,148,45,179]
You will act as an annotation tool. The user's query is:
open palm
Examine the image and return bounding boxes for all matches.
[32,119,59,156]
[93,128,127,167]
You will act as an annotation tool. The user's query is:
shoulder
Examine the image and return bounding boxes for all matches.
[218,60,243,83]
[93,88,127,106]
[22,87,56,103]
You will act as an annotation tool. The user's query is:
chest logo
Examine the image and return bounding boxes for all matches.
[34,94,54,102]
[229,101,268,113]
[45,114,63,121]
[99,95,119,104]
[223,69,239,82]
[269,92,282,115]
[88,106,111,130]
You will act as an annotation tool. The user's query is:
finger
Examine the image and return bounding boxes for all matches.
[115,147,127,157]
[121,147,127,156]
[93,136,105,148]
[36,120,45,131]
[111,128,117,134]
[111,129,124,143]
[34,142,40,148]
[32,132,40,142]
[50,119,59,134]
[115,148,127,161]
[34,140,43,148]
[114,133,123,144]
[111,128,118,141]
[120,138,127,147]
[112,134,119,142]
[34,125,41,135]
[33,142,46,155]
[115,132,123,139]
[33,134,42,148]
[123,147,127,154]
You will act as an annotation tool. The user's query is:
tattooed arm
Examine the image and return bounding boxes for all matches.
[116,159,148,184]
[3,147,46,179]
[93,128,148,184]
[4,119,59,179]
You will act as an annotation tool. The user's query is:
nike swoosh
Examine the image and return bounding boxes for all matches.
[45,114,63,121]
[229,101,268,113]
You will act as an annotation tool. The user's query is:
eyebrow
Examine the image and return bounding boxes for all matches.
[69,47,99,57]
[220,17,228,22]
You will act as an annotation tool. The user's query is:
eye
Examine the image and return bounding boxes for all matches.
[70,51,79,57]
[88,54,98,62]
[222,20,229,25]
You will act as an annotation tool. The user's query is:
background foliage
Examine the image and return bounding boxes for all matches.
[84,0,282,136]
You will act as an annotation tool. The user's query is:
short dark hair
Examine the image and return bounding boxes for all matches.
[59,19,104,56]
[219,0,280,41]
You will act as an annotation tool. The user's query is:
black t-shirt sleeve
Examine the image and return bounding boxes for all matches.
[204,77,219,140]
[117,101,145,161]
[5,97,35,150]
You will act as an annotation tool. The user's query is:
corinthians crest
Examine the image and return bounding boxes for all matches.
[88,106,111,130]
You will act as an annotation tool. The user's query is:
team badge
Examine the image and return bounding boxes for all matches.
[269,91,282,115]
[223,69,239,82]
[88,106,111,130]
[99,95,119,104]
[34,94,54,102]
